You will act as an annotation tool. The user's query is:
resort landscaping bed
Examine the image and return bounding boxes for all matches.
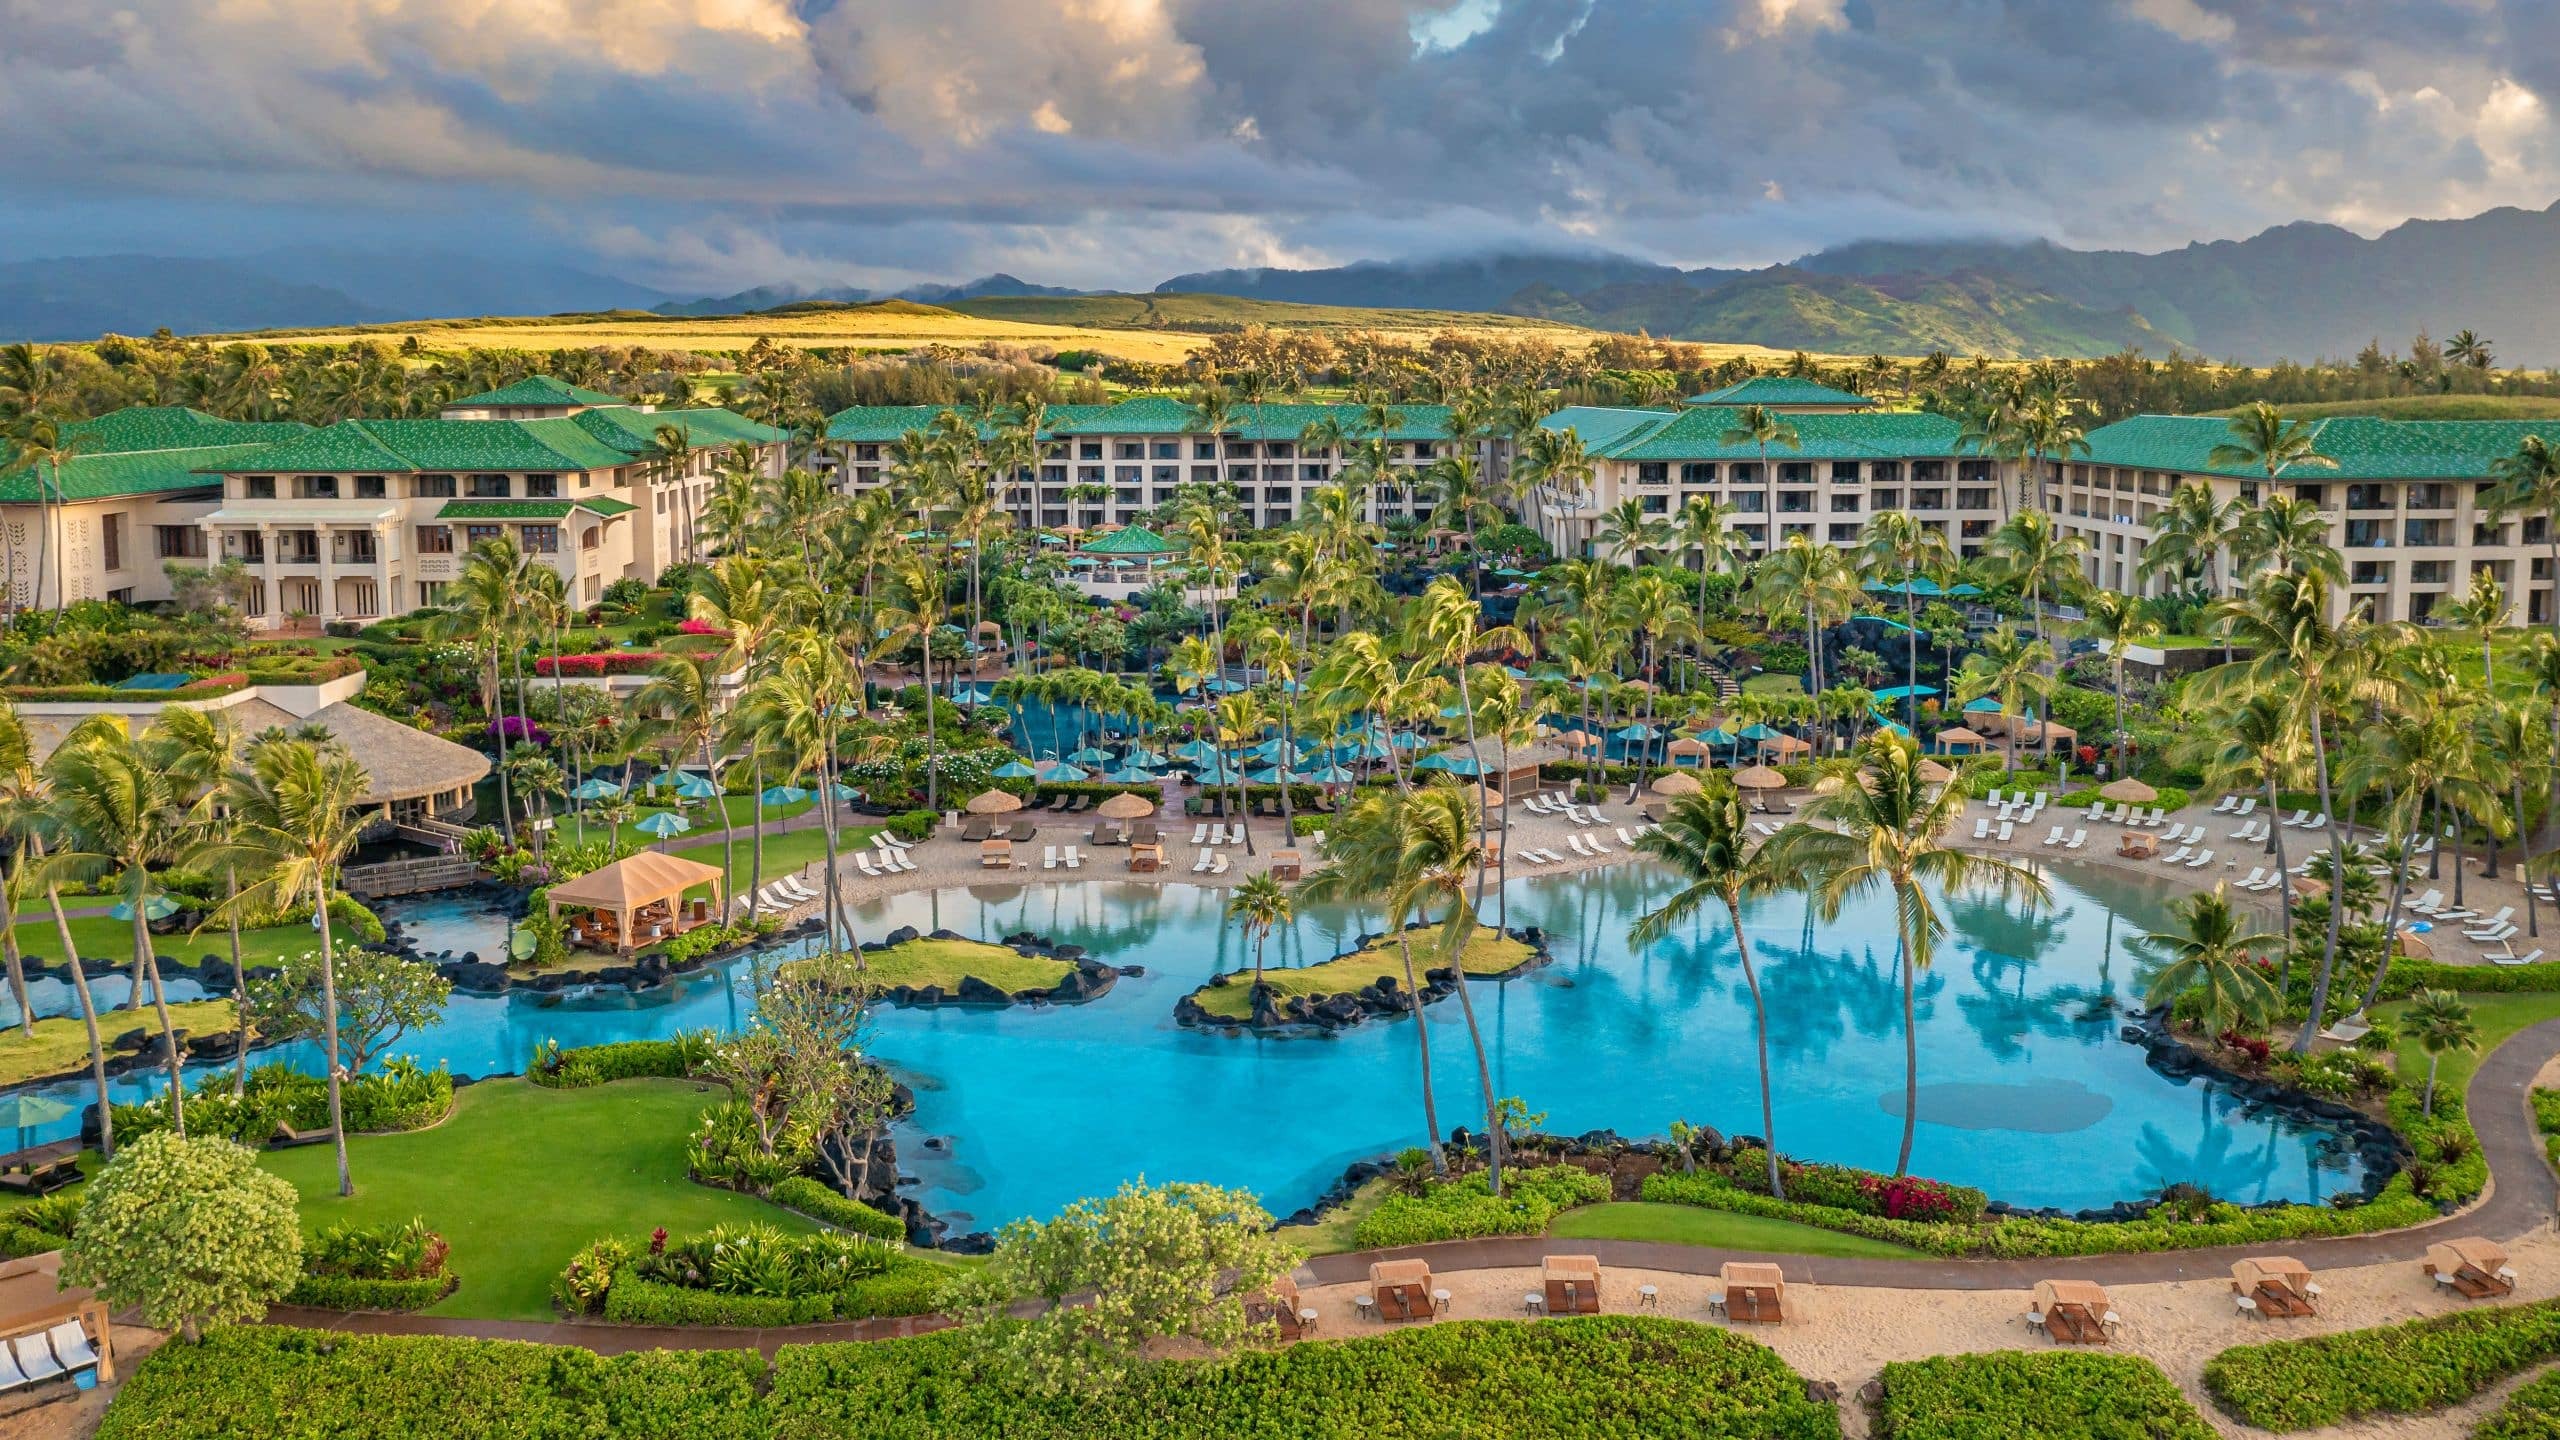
[1176,922,1544,1030]
[554,1222,945,1326]
[0,997,240,1087]
[2475,1365,2560,1440]
[782,927,1118,1008]
[1349,1164,1610,1249]
[96,1316,1842,1439]
[1874,1352,2215,1439]
[2201,1297,2560,1431]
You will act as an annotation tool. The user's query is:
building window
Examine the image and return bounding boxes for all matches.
[526,474,559,498]
[154,526,205,560]
[415,474,457,498]
[581,526,601,551]
[354,475,387,499]
[101,515,122,572]
[416,582,447,608]
[522,526,560,553]
[465,524,504,548]
[416,526,454,554]
[294,476,339,499]
[1680,463,1716,484]
[244,477,276,499]
[467,474,510,498]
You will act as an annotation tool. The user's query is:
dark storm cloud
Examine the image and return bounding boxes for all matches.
[0,0,2552,292]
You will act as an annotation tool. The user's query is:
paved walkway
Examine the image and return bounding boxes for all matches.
[260,1017,2560,1353]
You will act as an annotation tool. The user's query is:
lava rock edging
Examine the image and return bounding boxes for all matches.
[1176,922,1549,1033]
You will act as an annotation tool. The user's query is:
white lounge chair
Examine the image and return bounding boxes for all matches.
[754,884,789,912]
[2245,870,2283,892]
[2279,809,2312,828]
[2146,807,2170,828]
[2233,797,2258,817]
[1042,845,1059,870]
[1566,834,1594,858]
[2405,888,2445,915]
[1752,820,1781,837]
[2186,848,2215,868]
[1522,795,1551,815]
[12,1335,60,1384]
[2236,867,2267,890]
[1064,845,1082,870]
[2065,828,2088,850]
[2212,794,2238,813]
[2468,906,2516,933]
[783,876,821,902]
[0,1345,28,1392]
[1585,832,1612,854]
[44,1322,96,1374]
[896,848,920,872]
[1617,827,1639,848]
[2470,922,2521,944]
[2495,949,2548,968]
[1211,852,1231,875]
[2162,845,2194,865]
[1985,789,2006,809]
[852,853,883,879]
[1192,849,1215,873]
[2160,823,2189,844]
[1191,823,1210,845]
[2031,790,2051,809]
[879,832,915,850]
[2083,801,2107,821]
[1996,821,2015,842]
[2041,825,2066,846]
[1973,817,1991,839]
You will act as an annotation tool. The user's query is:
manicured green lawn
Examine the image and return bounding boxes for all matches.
[1741,672,1805,695]
[785,939,1069,994]
[13,913,331,971]
[1186,924,1533,1020]
[1549,1201,1928,1259]
[1284,1178,1392,1255]
[267,1077,814,1321]
[2377,990,2560,1103]
[0,999,238,1087]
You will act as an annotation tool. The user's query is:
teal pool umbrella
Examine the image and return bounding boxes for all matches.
[1493,567,1528,578]
[1873,684,1940,701]
[1173,739,1224,765]
[1102,764,1160,783]
[1333,735,1393,762]
[1039,761,1090,782]
[1299,763,1356,784]
[1612,722,1657,740]
[991,760,1040,779]
[1949,583,1985,596]
[1737,723,1782,742]
[1067,556,1097,568]
[760,783,813,805]
[1204,677,1246,694]
[0,1093,73,1148]
[1389,731,1428,751]
[636,812,692,838]
[571,777,623,801]
[1698,726,1738,746]
[1414,751,1486,775]
[1962,696,2003,714]
[1872,713,1912,737]
[1439,703,1470,720]
[826,782,859,802]
[1190,757,1243,784]
[1067,745,1115,765]
[109,895,179,922]
[672,773,720,801]
[1246,765,1295,784]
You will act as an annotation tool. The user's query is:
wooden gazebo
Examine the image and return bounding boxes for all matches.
[545,851,726,951]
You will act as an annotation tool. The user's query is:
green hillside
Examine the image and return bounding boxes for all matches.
[1510,269,2167,359]
[946,292,1590,336]
[2208,394,2560,421]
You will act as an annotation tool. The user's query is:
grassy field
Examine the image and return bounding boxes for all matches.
[1186,923,1534,1021]
[2378,990,2560,1107]
[1550,1201,1928,1258]
[0,999,238,1087]
[266,1078,817,1320]
[212,293,1612,365]
[2217,395,2560,421]
[783,939,1070,994]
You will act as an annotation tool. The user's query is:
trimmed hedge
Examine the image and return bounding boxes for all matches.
[2477,1365,2560,1440]
[766,1317,1843,1439]
[1639,1170,2441,1260]
[1351,1164,1610,1249]
[604,1275,832,1327]
[768,1176,906,1242]
[284,1273,454,1312]
[2201,1298,2560,1430]
[527,1034,710,1089]
[1877,1352,2215,1439]
[94,1326,772,1440]
[97,1317,1837,1439]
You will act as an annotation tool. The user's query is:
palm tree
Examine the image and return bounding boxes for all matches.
[2406,989,2478,1117]
[1767,732,2051,1175]
[1391,784,1509,1195]
[2140,481,2245,600]
[1512,426,1594,552]
[1983,508,2087,648]
[0,701,112,1156]
[644,423,699,561]
[1595,497,1671,565]
[2446,330,2493,370]
[2077,591,2159,774]
[2487,435,2560,644]
[631,653,734,882]
[428,537,528,842]
[1424,451,1501,592]
[1224,874,1293,1011]
[1858,511,1955,719]
[1670,494,1744,664]
[876,554,954,812]
[2438,570,2509,688]
[1745,535,1859,698]
[2137,886,2279,1038]
[1631,782,1787,1197]
[1956,624,2057,772]
[0,415,87,612]
[197,737,371,1195]
[1300,790,1445,1173]
[1720,405,1800,546]
[2212,404,2335,545]
[1409,576,1527,903]
[2230,496,2345,584]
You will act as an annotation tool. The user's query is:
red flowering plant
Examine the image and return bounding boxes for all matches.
[1853,1172,1969,1222]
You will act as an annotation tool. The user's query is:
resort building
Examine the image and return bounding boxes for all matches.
[821,395,1483,532]
[2053,415,2557,625]
[1531,379,2010,563]
[0,378,786,627]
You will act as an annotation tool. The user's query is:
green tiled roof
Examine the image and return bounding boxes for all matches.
[1538,406,1679,453]
[453,376,625,408]
[62,407,308,455]
[578,496,637,516]
[2080,415,2555,482]
[822,397,1455,445]
[211,418,637,475]
[570,405,782,453]
[0,443,261,503]
[1683,377,1877,408]
[1583,407,1965,462]
[1079,524,1183,555]
[436,500,575,520]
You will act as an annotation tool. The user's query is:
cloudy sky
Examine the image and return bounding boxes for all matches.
[4,0,2557,297]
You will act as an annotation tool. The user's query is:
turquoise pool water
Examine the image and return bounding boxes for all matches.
[16,862,2366,1226]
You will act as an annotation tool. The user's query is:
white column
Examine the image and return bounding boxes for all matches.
[256,523,279,626]
[315,526,338,623]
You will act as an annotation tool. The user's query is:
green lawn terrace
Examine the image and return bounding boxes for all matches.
[1179,923,1539,1026]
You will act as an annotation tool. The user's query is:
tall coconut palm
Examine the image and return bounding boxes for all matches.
[875,554,954,812]
[2230,496,2346,584]
[2077,591,2159,774]
[2406,989,2478,1118]
[1631,781,1787,1197]
[1720,405,1800,549]
[2137,886,2279,1037]
[1512,426,1594,553]
[1768,732,2051,1175]
[427,537,528,842]
[2488,434,2560,644]
[1299,790,1446,1173]
[1671,494,1744,667]
[1424,451,1502,592]
[0,702,111,1155]
[1595,497,1672,565]
[41,722,193,1134]
[1,415,87,612]
[1983,508,2087,648]
[1409,577,1527,901]
[1956,624,2056,772]
[1745,535,1859,698]
[1391,783,1510,1195]
[2140,481,2245,600]
[153,706,262,1094]
[196,737,371,1195]
[644,423,699,562]
[2211,402,2336,495]
[1857,510,1955,719]
[631,653,735,883]
[1224,874,1293,1010]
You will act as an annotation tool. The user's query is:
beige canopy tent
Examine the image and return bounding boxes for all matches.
[2232,1256,2319,1316]
[1934,725,1988,752]
[0,1253,112,1381]
[2426,1237,2515,1297]
[1096,792,1156,820]
[1666,735,1714,761]
[1759,733,1812,756]
[546,852,726,952]
[2099,778,2159,805]
[1649,771,1703,797]
[1555,729,1601,754]
[967,789,1027,815]
[1543,1254,1602,1315]
[1915,758,1956,785]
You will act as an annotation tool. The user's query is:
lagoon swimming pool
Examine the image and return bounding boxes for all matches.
[14,862,2366,1228]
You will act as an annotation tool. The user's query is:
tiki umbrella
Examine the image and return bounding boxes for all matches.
[967,789,1026,815]
[1915,758,1956,785]
[1649,771,1703,797]
[1732,765,1787,791]
[2100,778,2159,805]
[1096,792,1156,820]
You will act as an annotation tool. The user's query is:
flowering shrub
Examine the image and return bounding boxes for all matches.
[534,651,668,677]
[2219,1030,2274,1065]
[1856,1173,1971,1222]
[675,619,729,637]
